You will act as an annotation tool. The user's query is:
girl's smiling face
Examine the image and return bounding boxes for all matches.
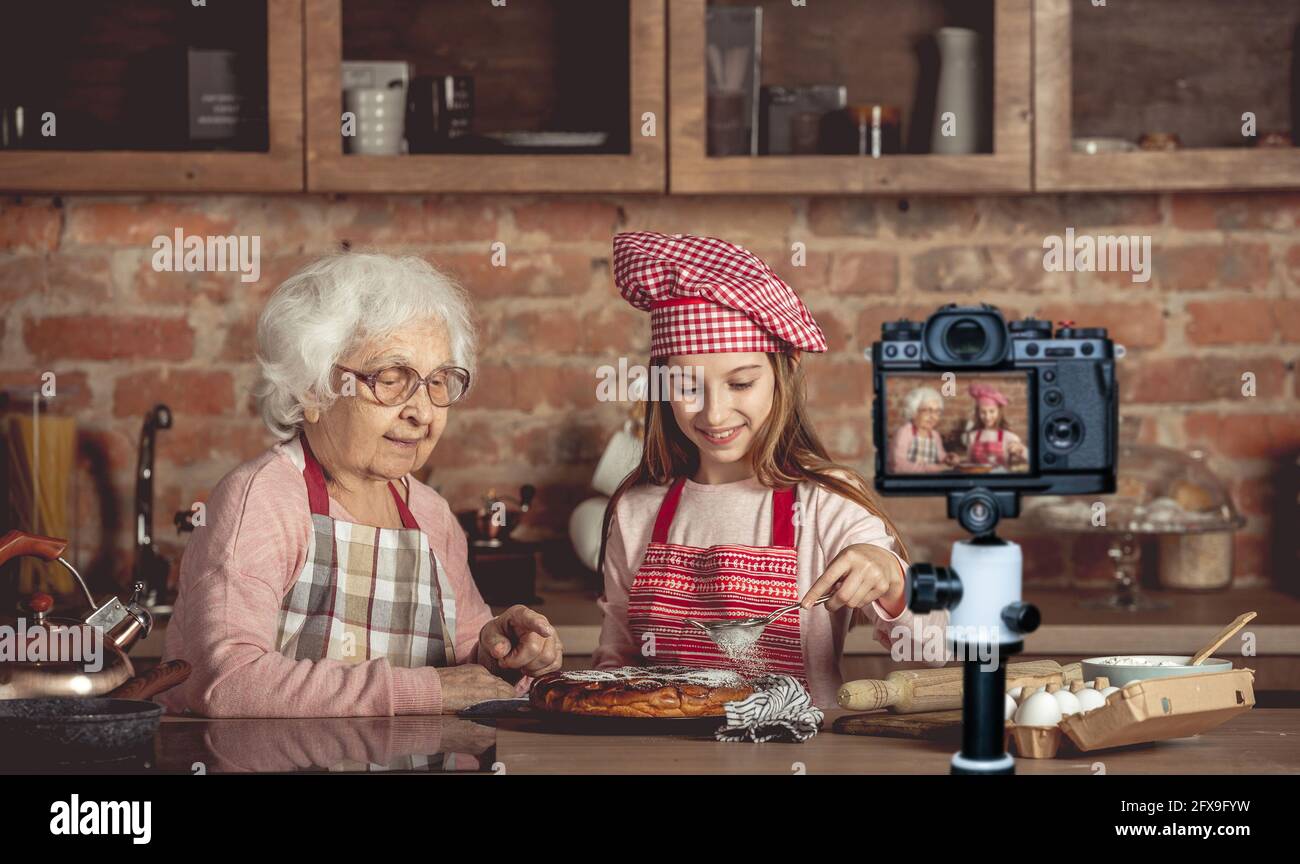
[667,352,774,482]
[978,404,1000,429]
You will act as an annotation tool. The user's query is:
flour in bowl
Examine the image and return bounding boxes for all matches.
[1096,656,1184,667]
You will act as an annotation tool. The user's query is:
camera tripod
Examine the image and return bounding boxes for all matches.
[906,488,1040,775]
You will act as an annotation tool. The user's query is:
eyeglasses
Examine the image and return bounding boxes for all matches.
[336,364,471,408]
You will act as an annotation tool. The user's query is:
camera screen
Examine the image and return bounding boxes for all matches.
[882,373,1032,476]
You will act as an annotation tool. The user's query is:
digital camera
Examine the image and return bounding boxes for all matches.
[870,304,1118,532]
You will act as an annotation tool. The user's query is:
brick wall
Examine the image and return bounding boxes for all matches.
[1,192,1296,595]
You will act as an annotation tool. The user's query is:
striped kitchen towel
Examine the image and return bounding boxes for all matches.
[715,675,825,743]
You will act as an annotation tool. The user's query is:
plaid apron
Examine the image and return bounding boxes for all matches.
[275,435,457,668]
[906,421,940,465]
[626,478,806,678]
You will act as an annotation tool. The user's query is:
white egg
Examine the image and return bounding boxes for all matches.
[1076,688,1107,712]
[1014,691,1063,727]
[1100,686,1120,699]
[1008,686,1023,699]
[1052,689,1082,716]
[1005,693,1017,720]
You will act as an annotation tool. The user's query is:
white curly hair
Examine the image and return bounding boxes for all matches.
[902,386,944,421]
[253,252,477,441]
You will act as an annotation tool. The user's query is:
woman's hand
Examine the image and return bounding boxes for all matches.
[478,605,564,680]
[435,664,519,713]
[801,543,906,616]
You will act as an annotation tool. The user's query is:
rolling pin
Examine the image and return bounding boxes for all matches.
[838,660,1081,713]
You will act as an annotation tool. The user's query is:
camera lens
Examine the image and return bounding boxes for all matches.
[945,318,986,360]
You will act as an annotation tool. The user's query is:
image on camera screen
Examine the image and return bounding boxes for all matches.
[884,373,1032,475]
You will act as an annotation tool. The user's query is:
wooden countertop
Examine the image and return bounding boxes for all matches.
[156,708,1300,774]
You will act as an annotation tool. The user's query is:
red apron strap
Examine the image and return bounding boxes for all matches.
[650,478,687,544]
[390,481,421,530]
[771,485,796,548]
[299,433,331,516]
[997,428,1004,443]
[301,433,421,530]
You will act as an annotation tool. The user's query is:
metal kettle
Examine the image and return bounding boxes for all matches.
[0,529,153,699]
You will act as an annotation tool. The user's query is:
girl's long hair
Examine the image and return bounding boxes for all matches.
[597,352,910,623]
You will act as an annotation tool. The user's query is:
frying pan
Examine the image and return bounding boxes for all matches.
[0,659,190,766]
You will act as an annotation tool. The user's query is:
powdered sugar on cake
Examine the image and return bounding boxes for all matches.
[558,666,749,689]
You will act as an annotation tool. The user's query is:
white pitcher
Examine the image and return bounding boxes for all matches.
[931,27,982,155]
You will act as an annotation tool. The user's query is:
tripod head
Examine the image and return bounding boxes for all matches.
[948,487,1020,538]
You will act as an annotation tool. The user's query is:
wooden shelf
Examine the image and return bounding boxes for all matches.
[669,0,1032,194]
[2,0,1296,195]
[0,0,303,194]
[304,0,666,193]
[1034,0,1300,192]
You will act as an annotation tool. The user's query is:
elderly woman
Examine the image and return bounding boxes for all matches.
[159,253,562,718]
[888,386,960,474]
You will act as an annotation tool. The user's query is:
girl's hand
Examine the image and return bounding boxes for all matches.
[801,543,906,615]
[478,605,564,680]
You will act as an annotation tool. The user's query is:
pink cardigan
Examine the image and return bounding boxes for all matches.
[158,442,499,718]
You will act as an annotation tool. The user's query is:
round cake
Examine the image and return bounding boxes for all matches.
[529,666,753,718]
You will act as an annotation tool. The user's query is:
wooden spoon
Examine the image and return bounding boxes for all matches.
[1189,611,1257,666]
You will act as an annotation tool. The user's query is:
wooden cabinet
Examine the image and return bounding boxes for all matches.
[1034,0,1300,192]
[0,0,303,193]
[1,0,1297,195]
[303,0,665,193]
[668,0,1033,194]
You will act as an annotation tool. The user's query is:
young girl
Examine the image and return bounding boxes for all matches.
[960,383,1028,468]
[592,231,949,706]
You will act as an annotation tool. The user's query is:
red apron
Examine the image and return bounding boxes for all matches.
[626,478,805,678]
[970,428,1005,466]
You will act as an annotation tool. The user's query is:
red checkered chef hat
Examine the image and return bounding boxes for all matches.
[613,231,827,357]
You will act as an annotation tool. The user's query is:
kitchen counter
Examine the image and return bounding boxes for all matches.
[151,708,1300,774]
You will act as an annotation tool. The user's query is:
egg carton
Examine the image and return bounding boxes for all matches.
[1004,668,1256,759]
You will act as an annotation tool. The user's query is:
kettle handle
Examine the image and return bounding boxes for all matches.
[0,529,98,611]
[0,529,67,567]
